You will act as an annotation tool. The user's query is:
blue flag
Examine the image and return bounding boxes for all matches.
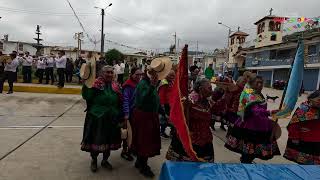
[273,40,304,119]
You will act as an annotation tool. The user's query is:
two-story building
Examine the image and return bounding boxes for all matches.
[241,13,320,91]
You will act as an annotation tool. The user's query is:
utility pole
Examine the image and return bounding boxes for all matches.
[100,8,105,56]
[95,3,112,57]
[74,32,83,59]
[196,41,199,63]
[174,32,177,54]
[33,25,43,56]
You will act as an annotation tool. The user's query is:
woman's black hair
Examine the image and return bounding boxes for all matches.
[130,67,140,75]
[308,90,320,100]
[193,78,210,93]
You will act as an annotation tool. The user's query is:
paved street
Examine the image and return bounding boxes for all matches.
[0,89,309,180]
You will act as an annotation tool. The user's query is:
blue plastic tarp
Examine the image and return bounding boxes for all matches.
[160,161,320,180]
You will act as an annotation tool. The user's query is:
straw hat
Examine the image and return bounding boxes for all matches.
[148,57,172,80]
[80,59,96,88]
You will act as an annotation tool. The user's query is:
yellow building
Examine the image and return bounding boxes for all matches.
[254,15,283,48]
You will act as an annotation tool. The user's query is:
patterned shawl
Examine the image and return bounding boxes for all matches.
[289,101,320,126]
[237,84,265,120]
[92,77,122,102]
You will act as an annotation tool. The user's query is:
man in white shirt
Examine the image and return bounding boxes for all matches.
[0,53,20,94]
[114,60,125,84]
[55,51,67,88]
[22,51,33,83]
[36,57,46,84]
[45,54,55,85]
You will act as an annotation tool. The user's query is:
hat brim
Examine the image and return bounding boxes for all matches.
[80,59,96,88]
[150,57,173,80]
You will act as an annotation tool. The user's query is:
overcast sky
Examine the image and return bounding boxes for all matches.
[0,0,319,53]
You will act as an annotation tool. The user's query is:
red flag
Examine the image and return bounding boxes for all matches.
[169,45,200,161]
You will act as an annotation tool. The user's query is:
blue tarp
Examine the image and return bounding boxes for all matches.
[160,161,320,180]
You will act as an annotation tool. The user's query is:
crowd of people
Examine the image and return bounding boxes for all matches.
[78,57,320,177]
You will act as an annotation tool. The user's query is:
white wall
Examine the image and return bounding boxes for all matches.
[0,42,37,55]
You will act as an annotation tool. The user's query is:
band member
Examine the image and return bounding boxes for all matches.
[0,53,19,94]
[0,51,5,93]
[55,51,67,88]
[22,51,33,83]
[45,54,55,85]
[36,57,46,84]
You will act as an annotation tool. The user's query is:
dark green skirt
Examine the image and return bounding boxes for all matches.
[81,113,122,153]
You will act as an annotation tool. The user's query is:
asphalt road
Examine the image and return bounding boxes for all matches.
[0,88,305,180]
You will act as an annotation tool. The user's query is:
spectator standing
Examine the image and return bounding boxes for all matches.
[114,61,125,84]
[65,58,74,83]
[205,64,214,80]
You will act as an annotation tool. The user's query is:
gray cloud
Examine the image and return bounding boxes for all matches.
[0,0,319,53]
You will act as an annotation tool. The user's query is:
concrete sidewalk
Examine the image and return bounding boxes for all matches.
[3,83,81,94]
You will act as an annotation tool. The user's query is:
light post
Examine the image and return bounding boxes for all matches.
[218,22,233,72]
[95,3,112,56]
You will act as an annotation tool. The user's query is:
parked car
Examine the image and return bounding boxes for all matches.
[273,80,286,90]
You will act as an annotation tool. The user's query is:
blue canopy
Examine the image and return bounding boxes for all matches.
[160,161,320,180]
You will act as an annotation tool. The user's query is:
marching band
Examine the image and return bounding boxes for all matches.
[0,50,68,94]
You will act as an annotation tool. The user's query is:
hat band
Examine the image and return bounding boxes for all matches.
[82,66,92,80]
[154,63,165,73]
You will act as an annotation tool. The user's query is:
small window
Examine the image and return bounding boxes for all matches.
[231,37,235,45]
[308,45,317,55]
[269,21,275,31]
[270,34,277,41]
[270,50,277,59]
[275,22,281,31]
[81,51,85,54]
[0,42,3,50]
[18,43,23,51]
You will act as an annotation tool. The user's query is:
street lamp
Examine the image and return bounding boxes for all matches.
[218,22,233,68]
[95,3,112,56]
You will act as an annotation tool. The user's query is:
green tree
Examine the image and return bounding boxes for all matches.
[104,49,124,65]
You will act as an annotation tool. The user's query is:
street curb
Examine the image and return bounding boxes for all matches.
[3,84,81,94]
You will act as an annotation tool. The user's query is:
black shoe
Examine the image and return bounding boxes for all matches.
[7,91,13,94]
[101,160,113,170]
[90,159,98,173]
[135,161,142,170]
[140,165,155,178]
[121,152,134,161]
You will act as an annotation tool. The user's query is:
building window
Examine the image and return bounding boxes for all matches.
[270,34,277,41]
[269,21,275,31]
[0,42,3,50]
[18,43,23,51]
[270,50,277,59]
[231,37,235,45]
[81,51,85,54]
[308,45,317,55]
[257,22,265,34]
[277,49,293,59]
[275,22,281,31]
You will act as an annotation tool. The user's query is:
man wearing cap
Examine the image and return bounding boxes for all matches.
[0,53,19,94]
[45,54,55,85]
[22,51,33,83]
[55,51,67,88]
